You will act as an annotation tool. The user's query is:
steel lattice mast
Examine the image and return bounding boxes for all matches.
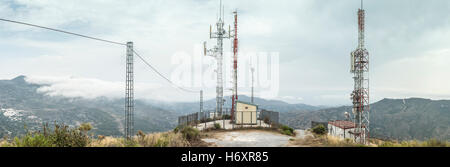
[204,0,230,118]
[125,42,134,139]
[350,0,370,144]
[230,10,238,121]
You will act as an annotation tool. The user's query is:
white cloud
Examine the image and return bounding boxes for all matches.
[0,0,449,105]
[24,75,209,102]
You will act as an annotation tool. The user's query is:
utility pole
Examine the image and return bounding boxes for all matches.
[204,0,231,122]
[125,41,134,140]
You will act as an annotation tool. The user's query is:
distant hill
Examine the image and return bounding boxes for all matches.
[0,76,178,137]
[147,95,323,115]
[0,75,321,138]
[280,98,450,141]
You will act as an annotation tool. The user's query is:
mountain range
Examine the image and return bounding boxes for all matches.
[1,75,448,141]
[0,75,319,137]
[0,76,177,137]
[280,98,450,141]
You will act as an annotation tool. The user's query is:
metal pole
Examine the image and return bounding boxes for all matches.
[251,67,255,103]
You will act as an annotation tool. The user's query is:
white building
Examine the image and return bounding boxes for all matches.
[328,120,365,141]
[235,101,257,125]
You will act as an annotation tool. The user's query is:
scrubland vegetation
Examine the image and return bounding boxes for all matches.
[1,123,447,147]
[0,123,202,147]
[289,127,449,147]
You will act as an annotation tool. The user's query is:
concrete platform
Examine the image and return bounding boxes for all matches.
[194,120,271,131]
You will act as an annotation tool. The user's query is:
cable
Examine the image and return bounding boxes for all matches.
[0,18,199,93]
[0,18,126,46]
[133,50,200,93]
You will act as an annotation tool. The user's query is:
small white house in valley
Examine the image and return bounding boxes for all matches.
[328,120,365,141]
[235,101,257,125]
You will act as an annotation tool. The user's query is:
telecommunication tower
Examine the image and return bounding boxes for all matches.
[125,42,134,139]
[204,0,231,117]
[350,0,370,144]
[230,10,239,121]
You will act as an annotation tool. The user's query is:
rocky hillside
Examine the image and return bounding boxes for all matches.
[0,76,178,137]
[280,98,450,141]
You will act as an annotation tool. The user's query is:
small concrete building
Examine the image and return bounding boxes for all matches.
[328,120,365,141]
[235,101,257,125]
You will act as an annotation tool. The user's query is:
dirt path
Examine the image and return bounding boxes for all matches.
[202,129,297,147]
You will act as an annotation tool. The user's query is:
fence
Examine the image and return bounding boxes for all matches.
[177,108,231,126]
[259,109,279,126]
[177,108,279,129]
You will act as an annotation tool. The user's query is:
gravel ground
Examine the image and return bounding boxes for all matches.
[202,130,295,147]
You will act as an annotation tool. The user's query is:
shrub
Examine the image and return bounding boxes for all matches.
[12,123,90,147]
[48,124,90,147]
[173,126,181,133]
[312,125,327,135]
[281,129,293,136]
[14,133,53,147]
[280,125,295,136]
[179,126,200,141]
[214,123,221,130]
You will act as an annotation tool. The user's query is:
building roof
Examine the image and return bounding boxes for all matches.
[328,120,356,129]
[236,101,258,107]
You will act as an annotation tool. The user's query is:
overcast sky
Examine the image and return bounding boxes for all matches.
[0,0,449,106]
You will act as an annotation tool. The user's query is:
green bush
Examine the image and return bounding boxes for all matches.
[180,126,200,141]
[280,125,294,136]
[312,125,327,135]
[281,129,293,136]
[214,123,221,130]
[12,123,91,147]
[51,124,90,147]
[173,126,181,133]
[14,133,53,147]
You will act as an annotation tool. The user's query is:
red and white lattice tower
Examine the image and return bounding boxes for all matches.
[350,0,370,144]
[230,11,238,122]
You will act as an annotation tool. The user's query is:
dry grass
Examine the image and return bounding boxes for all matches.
[0,131,190,147]
[291,133,449,147]
[89,132,190,147]
[0,139,11,147]
[290,135,367,147]
[377,139,450,147]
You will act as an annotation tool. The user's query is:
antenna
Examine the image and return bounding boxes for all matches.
[219,0,223,20]
[204,0,231,123]
[350,0,370,145]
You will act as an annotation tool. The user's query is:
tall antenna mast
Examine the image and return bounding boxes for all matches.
[125,42,134,140]
[230,10,239,122]
[204,0,231,120]
[350,0,370,144]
